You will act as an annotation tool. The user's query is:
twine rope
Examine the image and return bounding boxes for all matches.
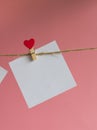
[0,47,97,57]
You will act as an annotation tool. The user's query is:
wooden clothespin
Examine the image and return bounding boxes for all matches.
[24,38,37,60]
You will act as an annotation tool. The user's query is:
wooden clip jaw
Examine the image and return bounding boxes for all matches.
[29,48,37,60]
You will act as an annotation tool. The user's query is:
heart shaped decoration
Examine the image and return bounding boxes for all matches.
[24,38,35,49]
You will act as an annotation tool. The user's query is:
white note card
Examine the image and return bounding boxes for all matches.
[0,66,8,84]
[9,41,77,108]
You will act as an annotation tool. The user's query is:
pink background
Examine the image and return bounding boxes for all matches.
[0,0,97,129]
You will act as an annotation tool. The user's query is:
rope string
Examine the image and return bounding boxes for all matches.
[0,47,97,57]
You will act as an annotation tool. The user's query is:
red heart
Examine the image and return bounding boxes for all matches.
[24,38,35,49]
